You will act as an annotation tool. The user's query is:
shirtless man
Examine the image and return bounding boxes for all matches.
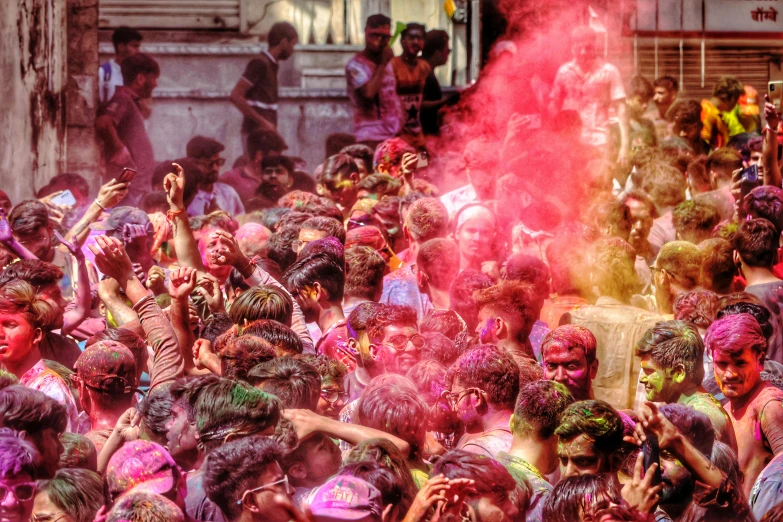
[705,313,783,497]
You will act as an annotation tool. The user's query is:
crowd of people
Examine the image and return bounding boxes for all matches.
[3,11,783,522]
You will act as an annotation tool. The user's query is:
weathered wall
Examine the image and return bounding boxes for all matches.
[66,0,101,190]
[0,0,67,204]
[99,43,356,172]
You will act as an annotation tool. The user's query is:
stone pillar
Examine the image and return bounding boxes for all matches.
[0,0,67,204]
[66,0,101,190]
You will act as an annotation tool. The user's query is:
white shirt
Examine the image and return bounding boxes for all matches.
[99,59,123,103]
[551,59,626,146]
[440,183,478,217]
[187,182,245,217]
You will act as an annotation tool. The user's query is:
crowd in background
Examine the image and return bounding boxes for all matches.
[3,12,783,522]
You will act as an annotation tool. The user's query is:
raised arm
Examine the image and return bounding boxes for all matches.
[164,162,206,272]
[0,209,38,260]
[632,401,722,490]
[55,232,91,336]
[65,178,129,245]
[168,266,199,376]
[358,47,394,100]
[283,409,411,456]
[89,235,184,389]
[206,228,314,351]
[763,94,782,188]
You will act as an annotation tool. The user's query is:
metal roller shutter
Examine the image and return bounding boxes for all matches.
[99,0,245,31]
[635,42,771,99]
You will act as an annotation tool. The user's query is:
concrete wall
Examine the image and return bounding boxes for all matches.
[0,0,68,204]
[150,90,354,173]
[99,43,357,173]
[65,0,101,189]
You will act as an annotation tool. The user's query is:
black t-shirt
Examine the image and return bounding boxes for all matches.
[420,69,442,136]
[240,52,279,133]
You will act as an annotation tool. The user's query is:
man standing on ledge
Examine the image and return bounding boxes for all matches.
[346,14,401,150]
[230,22,299,148]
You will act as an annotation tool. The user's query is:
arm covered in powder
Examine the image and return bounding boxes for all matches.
[132,294,184,389]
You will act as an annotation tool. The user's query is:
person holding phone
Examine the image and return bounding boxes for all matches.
[346,14,401,150]
[95,53,160,206]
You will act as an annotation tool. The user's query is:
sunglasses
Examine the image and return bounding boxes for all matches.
[385,334,425,351]
[0,482,36,502]
[440,388,479,408]
[238,475,291,504]
[320,389,346,404]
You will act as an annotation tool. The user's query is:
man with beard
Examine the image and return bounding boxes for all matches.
[284,249,351,369]
[635,320,737,451]
[705,313,783,498]
[364,304,423,375]
[185,136,244,216]
[95,53,160,206]
[541,325,598,402]
[219,130,287,204]
[555,400,625,479]
[445,344,519,459]
[255,156,299,202]
[165,375,219,473]
[628,402,749,521]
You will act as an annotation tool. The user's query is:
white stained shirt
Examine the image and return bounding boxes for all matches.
[186,183,246,217]
[99,59,123,103]
[551,59,626,146]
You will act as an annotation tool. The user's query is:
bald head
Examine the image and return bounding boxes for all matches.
[236,223,272,258]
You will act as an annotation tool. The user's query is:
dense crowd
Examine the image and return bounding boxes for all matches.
[2,12,783,522]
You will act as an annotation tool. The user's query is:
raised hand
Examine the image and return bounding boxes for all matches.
[112,407,141,443]
[96,178,130,209]
[207,229,247,268]
[168,266,198,301]
[196,272,225,313]
[401,152,418,178]
[632,402,682,451]
[620,452,663,514]
[163,162,186,211]
[0,209,12,243]
[88,236,134,283]
[146,265,167,295]
[765,93,781,130]
[54,230,84,260]
[403,475,452,522]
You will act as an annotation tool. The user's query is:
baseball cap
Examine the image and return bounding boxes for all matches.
[91,206,151,232]
[74,340,136,394]
[106,440,178,501]
[308,476,382,522]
